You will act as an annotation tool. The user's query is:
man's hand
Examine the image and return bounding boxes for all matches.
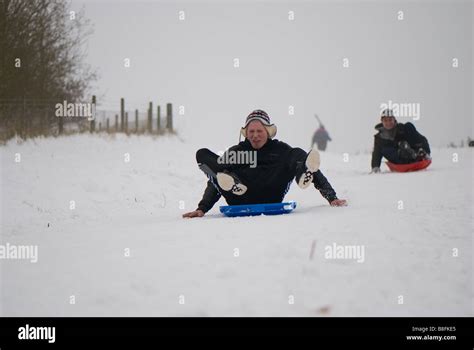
[330,199,347,207]
[182,209,205,218]
[370,167,381,174]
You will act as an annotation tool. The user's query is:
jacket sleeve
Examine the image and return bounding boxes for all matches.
[197,180,221,213]
[371,136,383,168]
[313,170,338,203]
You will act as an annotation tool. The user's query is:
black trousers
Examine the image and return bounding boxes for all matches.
[382,123,430,164]
[196,148,308,205]
[381,146,414,164]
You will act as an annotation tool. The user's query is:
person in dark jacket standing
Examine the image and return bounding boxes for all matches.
[311,125,332,151]
[183,110,347,218]
[371,109,431,173]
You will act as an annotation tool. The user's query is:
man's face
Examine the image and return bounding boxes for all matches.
[246,120,269,149]
[381,116,396,130]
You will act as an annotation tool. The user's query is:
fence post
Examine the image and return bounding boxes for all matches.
[135,109,138,133]
[90,95,96,133]
[120,98,124,132]
[166,103,173,132]
[115,114,118,132]
[157,105,161,132]
[106,118,109,133]
[148,102,153,133]
[58,105,64,135]
[125,112,129,134]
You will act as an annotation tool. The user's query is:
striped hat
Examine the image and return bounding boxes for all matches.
[381,108,395,118]
[240,109,277,139]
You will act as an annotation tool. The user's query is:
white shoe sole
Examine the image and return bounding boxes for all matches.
[298,149,321,189]
[306,148,320,172]
[216,172,247,195]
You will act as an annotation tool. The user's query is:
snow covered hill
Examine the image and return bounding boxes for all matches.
[1,134,472,316]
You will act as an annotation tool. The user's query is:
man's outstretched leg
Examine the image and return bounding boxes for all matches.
[291,148,321,189]
[196,148,247,195]
[283,147,344,206]
[381,142,417,164]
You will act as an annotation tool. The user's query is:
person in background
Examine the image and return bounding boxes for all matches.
[311,125,332,151]
[371,109,431,173]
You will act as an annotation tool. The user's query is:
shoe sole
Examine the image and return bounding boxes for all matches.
[216,172,247,195]
[298,149,321,189]
[306,148,320,172]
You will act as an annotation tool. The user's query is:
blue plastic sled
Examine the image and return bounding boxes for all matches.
[219,201,297,217]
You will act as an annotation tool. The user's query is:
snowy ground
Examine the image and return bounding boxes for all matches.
[0,134,472,316]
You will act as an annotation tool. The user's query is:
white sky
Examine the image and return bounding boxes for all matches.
[73,0,473,152]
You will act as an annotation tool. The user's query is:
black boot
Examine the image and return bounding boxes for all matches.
[416,148,431,161]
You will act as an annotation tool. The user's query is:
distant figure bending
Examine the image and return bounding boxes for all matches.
[311,125,332,151]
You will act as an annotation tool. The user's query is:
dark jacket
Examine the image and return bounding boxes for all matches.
[312,127,332,144]
[371,122,430,168]
[197,139,338,213]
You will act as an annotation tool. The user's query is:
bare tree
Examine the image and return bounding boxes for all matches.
[0,0,97,139]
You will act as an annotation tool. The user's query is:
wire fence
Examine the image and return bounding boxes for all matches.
[0,96,174,143]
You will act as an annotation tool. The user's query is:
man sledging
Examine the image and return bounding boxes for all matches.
[183,110,347,218]
[371,109,431,173]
